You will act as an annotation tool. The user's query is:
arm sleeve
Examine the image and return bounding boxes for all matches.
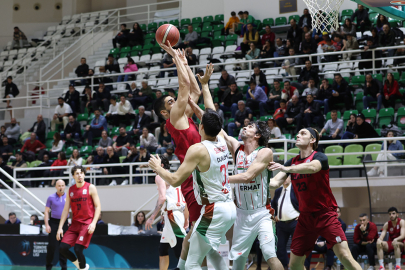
[313,152,329,170]
[369,223,379,240]
[283,158,293,167]
[46,197,51,208]
[337,120,344,133]
[323,121,330,132]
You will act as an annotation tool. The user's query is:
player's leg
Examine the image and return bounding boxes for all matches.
[258,219,283,270]
[207,248,227,270]
[377,240,390,268]
[159,243,171,270]
[59,243,80,269]
[74,244,88,269]
[333,242,362,270]
[186,232,214,270]
[290,253,307,270]
[393,241,404,268]
[60,226,80,269]
[177,223,192,270]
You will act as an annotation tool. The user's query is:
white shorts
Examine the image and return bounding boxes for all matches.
[229,207,276,260]
[160,210,186,248]
[192,201,236,251]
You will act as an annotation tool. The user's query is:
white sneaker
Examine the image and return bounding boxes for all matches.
[38,185,43,188]
[368,266,375,270]
[367,168,378,176]
[81,264,90,270]
[121,180,129,185]
[109,180,117,186]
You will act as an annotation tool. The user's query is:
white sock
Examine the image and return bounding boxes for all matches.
[379,260,384,267]
[202,267,208,270]
[72,260,80,269]
[177,258,186,270]
[396,258,401,266]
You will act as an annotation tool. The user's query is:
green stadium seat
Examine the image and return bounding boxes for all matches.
[196,37,211,48]
[158,21,169,27]
[378,108,395,128]
[132,45,143,51]
[365,143,382,161]
[213,24,223,32]
[284,134,291,140]
[212,36,225,47]
[214,14,224,24]
[29,160,42,167]
[362,108,376,125]
[45,140,53,148]
[287,148,300,160]
[372,73,383,82]
[109,127,120,136]
[260,116,273,121]
[202,25,212,33]
[66,146,78,157]
[213,30,222,39]
[80,145,93,156]
[77,113,88,122]
[398,73,405,85]
[275,17,287,26]
[144,33,154,40]
[325,145,344,166]
[46,131,56,140]
[147,22,157,32]
[169,19,179,27]
[343,110,358,120]
[375,128,381,136]
[355,92,364,112]
[180,28,188,39]
[288,15,300,22]
[181,18,191,26]
[326,111,341,121]
[397,107,405,128]
[274,148,284,162]
[203,15,214,23]
[140,24,147,32]
[341,9,354,17]
[109,48,120,55]
[388,17,401,28]
[192,17,202,25]
[343,144,363,165]
[392,72,400,81]
[263,18,274,27]
[349,75,365,87]
[253,20,262,30]
[368,12,378,24]
[120,47,131,54]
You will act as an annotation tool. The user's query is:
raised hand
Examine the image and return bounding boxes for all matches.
[176,48,188,65]
[197,63,214,85]
[159,41,177,57]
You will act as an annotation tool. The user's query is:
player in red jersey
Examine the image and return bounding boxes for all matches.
[268,128,362,270]
[377,207,405,270]
[153,43,220,270]
[57,166,101,270]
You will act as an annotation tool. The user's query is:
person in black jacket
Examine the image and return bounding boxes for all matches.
[250,66,268,93]
[220,83,243,118]
[271,176,300,269]
[315,79,333,115]
[95,83,111,112]
[71,58,89,86]
[64,84,80,113]
[351,4,370,34]
[339,113,379,147]
[299,32,317,55]
[112,24,130,48]
[330,74,353,110]
[185,47,197,66]
[128,22,144,46]
[303,94,324,128]
[103,146,124,185]
[359,38,382,72]
[105,54,121,75]
[276,95,303,133]
[218,70,236,102]
[4,76,19,111]
[28,114,46,143]
[81,86,98,114]
[379,24,396,57]
[298,60,319,90]
[298,8,312,29]
[363,74,383,110]
[61,115,81,142]
[287,19,303,52]
[128,106,151,137]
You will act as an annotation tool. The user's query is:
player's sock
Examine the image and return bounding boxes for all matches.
[396,258,401,266]
[379,260,384,267]
[72,260,80,269]
[177,258,186,270]
[202,267,208,270]
[207,249,227,270]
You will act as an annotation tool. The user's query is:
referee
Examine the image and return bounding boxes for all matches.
[45,179,68,270]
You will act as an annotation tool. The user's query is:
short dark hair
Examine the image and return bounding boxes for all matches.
[108,53,114,58]
[388,207,398,213]
[231,11,236,16]
[238,11,243,15]
[290,18,297,22]
[59,152,66,160]
[330,110,338,114]
[153,95,169,119]
[58,97,64,101]
[160,155,170,170]
[334,73,342,78]
[7,76,12,80]
[244,11,249,14]
[121,23,127,27]
[308,78,315,82]
[359,213,368,218]
[93,108,100,112]
[81,57,86,61]
[201,108,223,137]
[71,165,86,175]
[280,99,286,104]
[254,121,271,147]
[249,80,257,86]
[9,212,16,217]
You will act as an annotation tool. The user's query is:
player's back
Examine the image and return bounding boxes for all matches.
[192,136,232,205]
[165,185,186,211]
[234,146,271,210]
[69,182,95,224]
[388,218,402,241]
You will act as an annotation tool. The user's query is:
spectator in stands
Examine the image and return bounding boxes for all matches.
[346,113,357,134]
[227,100,252,136]
[341,33,359,61]
[12,27,28,48]
[299,33,317,56]
[220,83,242,118]
[273,99,286,121]
[130,81,154,109]
[134,211,146,232]
[367,131,403,176]
[333,35,344,52]
[140,127,158,153]
[21,132,46,161]
[167,89,176,100]
[370,27,380,46]
[94,147,106,167]
[105,54,121,75]
[130,106,151,137]
[393,47,405,66]
[298,8,312,29]
[214,102,225,127]
[64,84,80,113]
[113,126,132,156]
[281,80,299,101]
[340,18,356,38]
[218,70,236,102]
[117,57,138,82]
[315,78,332,115]
[128,82,139,99]
[360,38,382,72]
[251,66,268,93]
[98,130,113,153]
[351,4,370,34]
[376,15,389,33]
[51,98,72,131]
[38,133,63,161]
[287,19,302,51]
[245,42,260,61]
[363,74,383,110]
[105,96,119,124]
[274,38,286,67]
[0,126,6,145]
[379,24,396,56]
[185,47,197,65]
[133,145,151,184]
[81,85,97,114]
[112,24,130,48]
[5,118,20,145]
[31,154,53,186]
[128,22,144,46]
[123,143,139,163]
[276,95,303,133]
[103,146,124,186]
[260,40,274,60]
[241,23,260,55]
[238,11,254,36]
[261,25,275,46]
[28,114,46,143]
[281,48,299,78]
[83,108,108,145]
[116,95,134,125]
[5,212,21,224]
[330,74,352,110]
[71,58,89,86]
[4,76,19,112]
[156,122,172,155]
[267,118,283,140]
[260,80,282,115]
[298,60,319,90]
[47,152,67,186]
[237,118,251,141]
[246,81,267,115]
[321,38,338,62]
[0,137,13,162]
[320,110,344,140]
[164,144,178,161]
[67,149,83,167]
[6,151,27,177]
[340,114,379,147]
[303,94,323,128]
[61,115,81,142]
[302,78,318,100]
[351,213,378,270]
[223,11,240,35]
[95,83,111,112]
[159,52,177,78]
[177,25,198,49]
[383,73,403,108]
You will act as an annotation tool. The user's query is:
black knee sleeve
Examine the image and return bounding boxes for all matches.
[173,237,183,259]
[74,244,86,269]
[159,242,170,256]
[59,243,77,262]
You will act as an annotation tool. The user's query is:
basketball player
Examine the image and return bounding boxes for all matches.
[376,207,405,270]
[145,155,188,270]
[154,43,222,270]
[149,108,236,270]
[268,128,362,270]
[57,166,101,270]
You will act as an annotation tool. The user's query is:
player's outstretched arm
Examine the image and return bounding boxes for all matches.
[268,160,322,175]
[219,129,240,162]
[269,170,289,189]
[145,175,167,230]
[229,148,273,184]
[56,195,70,241]
[197,63,215,110]
[149,144,205,187]
[187,96,204,120]
[88,184,101,234]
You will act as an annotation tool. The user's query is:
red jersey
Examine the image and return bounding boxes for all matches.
[273,108,285,120]
[69,182,95,225]
[166,117,201,199]
[388,218,402,241]
[288,151,337,214]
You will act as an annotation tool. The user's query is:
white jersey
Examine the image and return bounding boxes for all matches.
[165,185,186,212]
[234,146,271,210]
[192,136,232,205]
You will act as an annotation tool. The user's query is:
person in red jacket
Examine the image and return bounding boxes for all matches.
[383,73,403,108]
[351,213,379,270]
[48,152,67,187]
[21,132,46,153]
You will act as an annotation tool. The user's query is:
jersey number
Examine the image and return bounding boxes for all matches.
[77,204,81,210]
[295,182,307,192]
[220,164,230,194]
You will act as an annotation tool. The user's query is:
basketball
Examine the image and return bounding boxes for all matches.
[155,24,180,46]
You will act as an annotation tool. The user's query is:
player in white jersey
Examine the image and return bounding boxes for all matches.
[145,155,188,270]
[149,108,236,270]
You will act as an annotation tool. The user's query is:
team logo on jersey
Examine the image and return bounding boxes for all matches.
[397,225,400,229]
[306,159,310,163]
[83,189,87,195]
[336,236,342,243]
[390,228,394,232]
[79,236,83,241]
[214,146,227,153]
[70,192,74,197]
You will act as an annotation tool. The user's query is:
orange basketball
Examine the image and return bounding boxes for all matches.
[155,24,180,47]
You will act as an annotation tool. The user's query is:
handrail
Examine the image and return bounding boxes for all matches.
[0,189,33,220]
[130,192,159,224]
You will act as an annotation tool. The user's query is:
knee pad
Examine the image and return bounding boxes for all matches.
[261,240,277,262]
[74,244,85,255]
[59,242,71,253]
[159,243,170,257]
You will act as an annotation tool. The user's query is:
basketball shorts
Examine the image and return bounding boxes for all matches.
[183,189,202,224]
[229,207,276,260]
[290,210,347,257]
[61,221,93,248]
[161,209,186,248]
[192,201,236,251]
[387,240,405,253]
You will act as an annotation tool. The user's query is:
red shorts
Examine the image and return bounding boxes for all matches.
[61,221,93,249]
[290,211,347,257]
[183,190,202,223]
[387,240,405,253]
